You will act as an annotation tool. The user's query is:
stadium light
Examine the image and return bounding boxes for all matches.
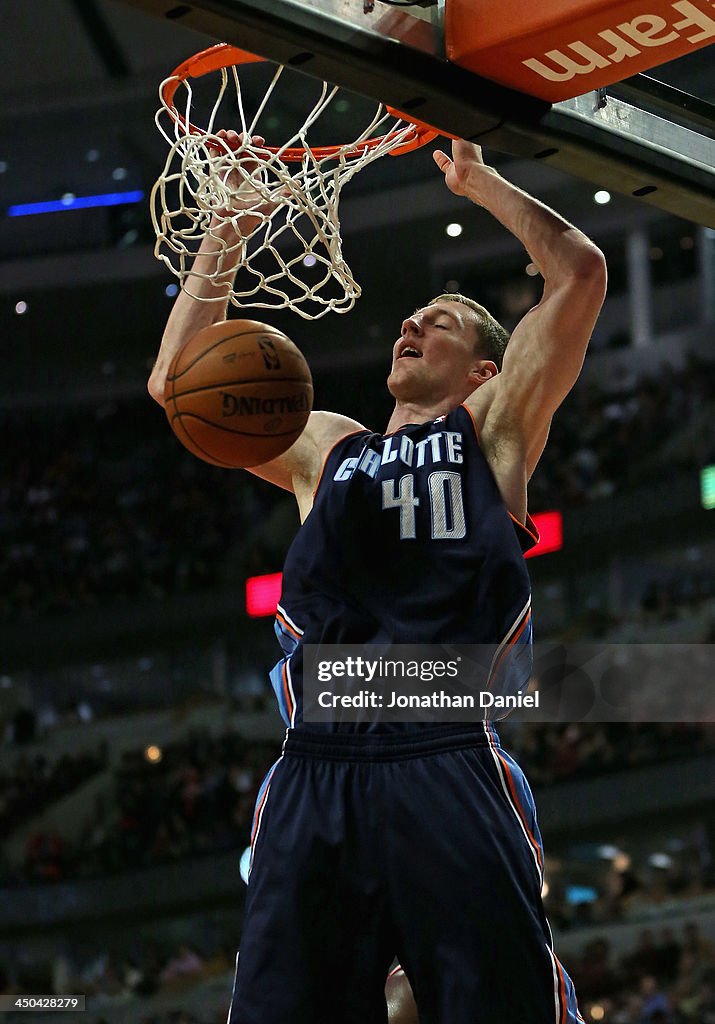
[8,190,144,216]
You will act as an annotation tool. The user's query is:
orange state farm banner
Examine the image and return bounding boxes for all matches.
[445,0,715,102]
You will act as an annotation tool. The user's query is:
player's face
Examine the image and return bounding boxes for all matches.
[388,301,480,402]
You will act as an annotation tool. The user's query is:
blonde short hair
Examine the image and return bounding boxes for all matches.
[430,292,509,370]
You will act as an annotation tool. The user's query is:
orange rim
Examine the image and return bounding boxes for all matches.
[161,42,442,161]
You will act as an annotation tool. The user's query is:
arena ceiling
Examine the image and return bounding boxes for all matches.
[3,0,713,242]
[0,1,712,401]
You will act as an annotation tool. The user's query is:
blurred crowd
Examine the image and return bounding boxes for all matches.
[3,722,713,889]
[570,920,715,1023]
[0,744,106,846]
[501,722,715,788]
[0,400,278,621]
[79,731,275,878]
[1,919,714,1024]
[640,571,715,624]
[0,938,235,1022]
[528,353,715,508]
[3,729,275,885]
[544,836,713,934]
[1,353,713,622]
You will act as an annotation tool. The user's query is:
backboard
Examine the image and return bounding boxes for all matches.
[123,0,715,225]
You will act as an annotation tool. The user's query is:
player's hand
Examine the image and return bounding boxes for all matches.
[432,139,496,200]
[211,129,279,222]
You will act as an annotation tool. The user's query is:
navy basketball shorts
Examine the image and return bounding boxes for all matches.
[228,725,583,1024]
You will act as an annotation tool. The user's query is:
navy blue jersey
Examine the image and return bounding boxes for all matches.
[270,404,538,729]
[230,409,582,1024]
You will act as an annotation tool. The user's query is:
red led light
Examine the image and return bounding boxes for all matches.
[525,511,563,559]
[246,572,283,617]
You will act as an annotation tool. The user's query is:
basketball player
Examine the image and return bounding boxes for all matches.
[149,136,606,1023]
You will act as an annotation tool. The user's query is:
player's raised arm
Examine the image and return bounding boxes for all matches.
[148,131,270,406]
[147,131,363,508]
[433,141,607,475]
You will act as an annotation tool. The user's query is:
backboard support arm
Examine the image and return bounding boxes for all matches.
[123,0,715,226]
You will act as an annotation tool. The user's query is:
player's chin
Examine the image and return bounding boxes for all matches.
[387,363,418,397]
[387,370,408,399]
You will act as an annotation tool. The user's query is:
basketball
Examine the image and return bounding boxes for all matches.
[163,320,313,468]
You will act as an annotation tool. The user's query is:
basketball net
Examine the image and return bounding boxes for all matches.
[151,44,439,320]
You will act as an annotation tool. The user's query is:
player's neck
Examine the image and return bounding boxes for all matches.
[385,399,456,434]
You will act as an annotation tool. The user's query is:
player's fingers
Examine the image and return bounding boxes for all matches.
[453,138,488,173]
[220,129,241,148]
[215,131,268,154]
[432,150,451,172]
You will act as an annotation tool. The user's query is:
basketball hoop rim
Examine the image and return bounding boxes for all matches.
[160,42,443,160]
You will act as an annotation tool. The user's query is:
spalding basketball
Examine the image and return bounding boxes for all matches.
[164,320,313,468]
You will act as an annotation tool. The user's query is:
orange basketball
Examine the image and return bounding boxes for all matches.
[164,320,313,468]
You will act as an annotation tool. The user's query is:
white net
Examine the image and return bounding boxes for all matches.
[151,53,432,320]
